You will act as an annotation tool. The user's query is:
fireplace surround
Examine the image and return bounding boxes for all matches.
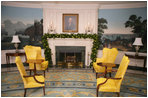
[42,34,100,68]
[48,38,93,67]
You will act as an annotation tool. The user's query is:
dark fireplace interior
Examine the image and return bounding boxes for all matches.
[56,46,85,68]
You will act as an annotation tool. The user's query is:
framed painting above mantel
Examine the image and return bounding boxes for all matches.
[62,14,79,33]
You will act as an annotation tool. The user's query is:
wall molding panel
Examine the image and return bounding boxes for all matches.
[100,2,146,9]
[43,7,98,34]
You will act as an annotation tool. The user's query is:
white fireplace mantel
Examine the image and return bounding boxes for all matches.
[48,38,93,66]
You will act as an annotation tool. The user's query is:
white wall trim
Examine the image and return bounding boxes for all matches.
[43,7,98,34]
[100,2,147,9]
[2,1,100,9]
[1,1,42,8]
[48,38,93,66]
[2,1,146,9]
[41,3,100,10]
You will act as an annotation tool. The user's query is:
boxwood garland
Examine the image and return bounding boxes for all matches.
[42,33,101,67]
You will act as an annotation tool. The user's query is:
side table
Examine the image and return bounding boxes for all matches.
[6,52,26,71]
[125,53,147,71]
[97,63,116,78]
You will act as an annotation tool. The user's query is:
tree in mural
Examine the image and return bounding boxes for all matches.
[98,18,108,34]
[125,15,147,52]
[98,18,108,47]
[24,19,43,44]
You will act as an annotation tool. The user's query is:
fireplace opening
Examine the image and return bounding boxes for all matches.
[56,46,85,68]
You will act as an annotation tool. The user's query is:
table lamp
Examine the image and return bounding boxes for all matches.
[133,37,143,56]
[11,35,20,52]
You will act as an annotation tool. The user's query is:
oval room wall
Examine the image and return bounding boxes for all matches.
[1,1,147,69]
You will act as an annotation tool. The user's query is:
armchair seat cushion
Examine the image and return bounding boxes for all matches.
[25,76,45,88]
[97,78,118,92]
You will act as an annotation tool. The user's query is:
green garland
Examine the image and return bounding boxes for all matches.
[42,33,101,67]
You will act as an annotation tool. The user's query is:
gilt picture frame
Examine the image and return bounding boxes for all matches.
[63,14,79,33]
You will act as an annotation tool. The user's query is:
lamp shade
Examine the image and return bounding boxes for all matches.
[133,37,143,46]
[11,35,20,43]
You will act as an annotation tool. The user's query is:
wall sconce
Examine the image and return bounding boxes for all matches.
[133,37,143,56]
[85,23,93,34]
[11,35,21,53]
[48,21,56,33]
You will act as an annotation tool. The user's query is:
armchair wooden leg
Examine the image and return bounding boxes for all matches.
[24,88,27,97]
[96,87,99,97]
[93,68,94,73]
[116,92,120,97]
[43,71,45,77]
[47,68,48,72]
[43,86,45,96]
[109,72,111,77]
[30,70,32,75]
[104,74,106,78]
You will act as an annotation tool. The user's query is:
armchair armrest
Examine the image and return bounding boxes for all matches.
[41,57,45,61]
[97,63,116,67]
[23,75,44,84]
[97,63,105,67]
[97,77,122,90]
[96,58,104,63]
[33,76,44,84]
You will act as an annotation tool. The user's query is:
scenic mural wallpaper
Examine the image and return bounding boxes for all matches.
[1,5,147,53]
[101,34,136,51]
[98,7,147,52]
[1,5,43,50]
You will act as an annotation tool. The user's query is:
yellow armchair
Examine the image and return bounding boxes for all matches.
[93,48,118,78]
[96,55,130,97]
[24,45,48,77]
[15,56,45,97]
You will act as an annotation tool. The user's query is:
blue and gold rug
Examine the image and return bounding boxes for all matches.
[1,69,147,97]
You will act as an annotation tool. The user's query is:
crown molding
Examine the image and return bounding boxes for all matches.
[2,1,146,9]
[1,1,42,8]
[41,3,100,10]
[99,2,147,9]
[2,1,100,9]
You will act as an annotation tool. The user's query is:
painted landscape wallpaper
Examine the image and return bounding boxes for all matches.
[1,5,43,50]
[101,34,136,51]
[98,7,147,52]
[1,5,147,53]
